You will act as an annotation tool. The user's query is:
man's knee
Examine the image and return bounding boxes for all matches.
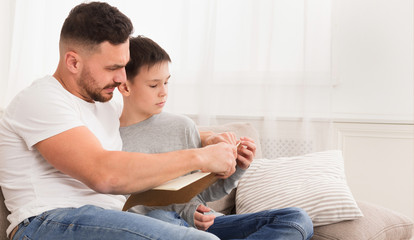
[186,228,220,240]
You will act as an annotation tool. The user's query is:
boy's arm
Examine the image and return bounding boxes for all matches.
[35,126,237,195]
[170,196,215,230]
[199,166,246,202]
[173,200,204,228]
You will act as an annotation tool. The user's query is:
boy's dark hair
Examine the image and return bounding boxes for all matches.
[60,2,133,47]
[126,35,171,81]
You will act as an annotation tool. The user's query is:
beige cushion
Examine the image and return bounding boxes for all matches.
[236,151,363,226]
[313,201,413,240]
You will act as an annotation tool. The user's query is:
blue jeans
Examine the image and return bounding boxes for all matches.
[147,207,314,240]
[12,205,219,240]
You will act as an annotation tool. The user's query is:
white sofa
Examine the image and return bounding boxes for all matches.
[0,111,413,239]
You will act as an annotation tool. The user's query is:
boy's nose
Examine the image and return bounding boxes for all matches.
[159,85,168,97]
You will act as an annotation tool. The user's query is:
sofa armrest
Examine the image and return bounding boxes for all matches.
[313,201,413,240]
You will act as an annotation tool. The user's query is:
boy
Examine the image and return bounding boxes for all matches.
[118,36,313,240]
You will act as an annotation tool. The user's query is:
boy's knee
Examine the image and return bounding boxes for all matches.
[286,207,314,239]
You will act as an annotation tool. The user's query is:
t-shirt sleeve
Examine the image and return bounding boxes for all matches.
[183,116,202,149]
[198,166,246,202]
[8,83,83,150]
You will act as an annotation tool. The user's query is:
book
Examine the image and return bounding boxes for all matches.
[153,172,212,191]
[122,172,218,211]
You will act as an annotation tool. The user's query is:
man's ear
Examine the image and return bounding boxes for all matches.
[65,51,81,73]
[118,82,131,96]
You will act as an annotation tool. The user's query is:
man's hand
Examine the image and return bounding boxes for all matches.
[199,143,237,177]
[202,131,239,161]
[200,131,238,148]
[236,137,256,169]
[199,132,257,177]
[194,204,216,231]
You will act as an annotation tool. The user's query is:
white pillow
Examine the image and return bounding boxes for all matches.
[236,150,363,227]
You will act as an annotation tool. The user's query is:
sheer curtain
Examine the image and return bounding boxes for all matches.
[0,0,82,108]
[1,0,334,158]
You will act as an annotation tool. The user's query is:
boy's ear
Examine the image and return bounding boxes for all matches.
[118,82,131,96]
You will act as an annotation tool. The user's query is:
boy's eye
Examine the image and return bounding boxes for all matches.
[164,81,169,85]
[149,85,157,88]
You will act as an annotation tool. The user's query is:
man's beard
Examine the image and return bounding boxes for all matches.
[78,68,120,102]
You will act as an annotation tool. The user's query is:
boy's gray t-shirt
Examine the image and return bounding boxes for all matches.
[120,111,202,154]
[119,112,245,227]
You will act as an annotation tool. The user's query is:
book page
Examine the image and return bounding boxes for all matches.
[153,172,211,191]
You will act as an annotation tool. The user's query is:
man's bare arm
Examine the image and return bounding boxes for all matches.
[35,126,236,195]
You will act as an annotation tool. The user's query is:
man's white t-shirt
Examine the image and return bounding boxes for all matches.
[0,75,125,236]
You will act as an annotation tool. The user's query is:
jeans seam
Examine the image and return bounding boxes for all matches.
[41,219,157,240]
[276,220,308,240]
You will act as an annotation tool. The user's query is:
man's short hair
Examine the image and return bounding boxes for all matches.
[126,35,171,81]
[60,2,133,47]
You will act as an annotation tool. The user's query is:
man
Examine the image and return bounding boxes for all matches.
[118,35,314,240]
[0,2,237,239]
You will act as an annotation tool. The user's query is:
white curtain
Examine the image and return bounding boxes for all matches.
[0,0,334,158]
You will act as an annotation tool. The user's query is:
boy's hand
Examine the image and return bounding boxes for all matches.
[194,204,216,231]
[236,137,256,169]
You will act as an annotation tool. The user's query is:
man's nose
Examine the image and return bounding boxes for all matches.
[114,68,127,84]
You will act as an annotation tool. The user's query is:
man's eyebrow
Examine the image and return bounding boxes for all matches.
[106,64,126,70]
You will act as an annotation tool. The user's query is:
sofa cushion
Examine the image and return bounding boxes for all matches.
[236,150,363,226]
[312,201,413,240]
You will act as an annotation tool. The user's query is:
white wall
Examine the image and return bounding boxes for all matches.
[0,1,14,107]
[334,122,414,219]
[331,0,413,123]
[328,0,414,219]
